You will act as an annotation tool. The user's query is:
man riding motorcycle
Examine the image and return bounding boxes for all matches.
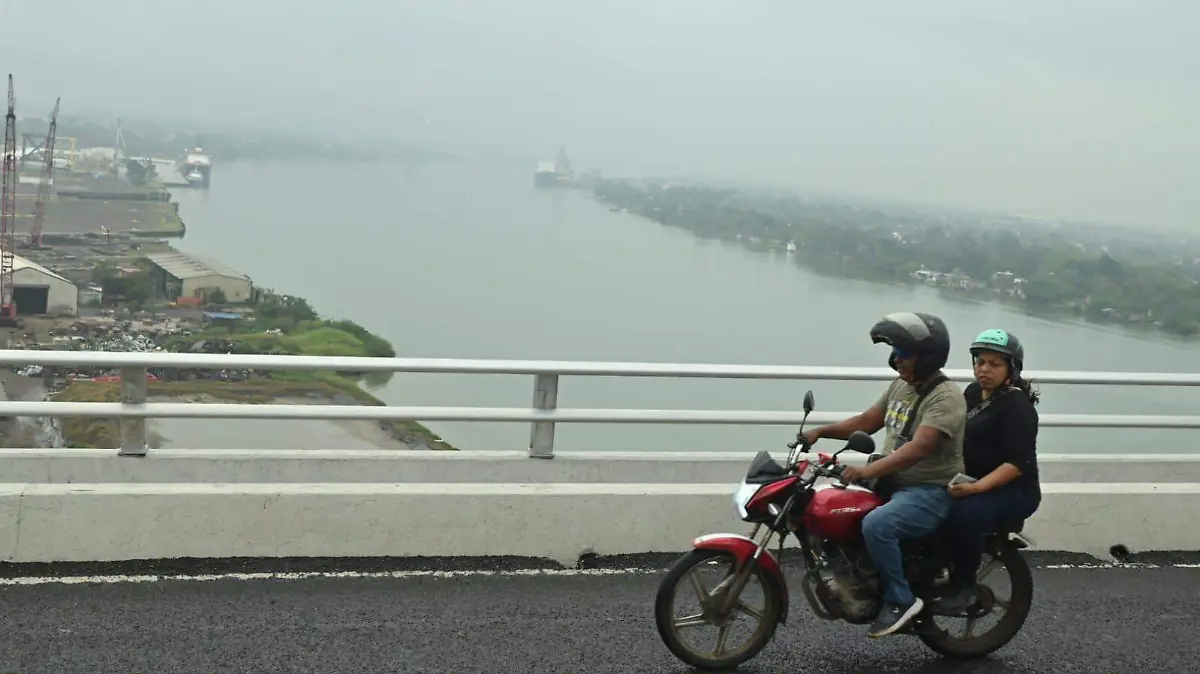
[801,311,967,637]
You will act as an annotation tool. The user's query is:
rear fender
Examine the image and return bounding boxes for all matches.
[692,533,789,624]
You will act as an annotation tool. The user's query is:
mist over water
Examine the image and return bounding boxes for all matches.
[163,159,1200,453]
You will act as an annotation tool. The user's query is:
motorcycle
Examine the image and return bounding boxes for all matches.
[654,390,1035,671]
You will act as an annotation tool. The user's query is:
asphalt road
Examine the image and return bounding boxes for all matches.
[0,563,1195,674]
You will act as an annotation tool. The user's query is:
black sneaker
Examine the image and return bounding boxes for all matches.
[868,598,924,638]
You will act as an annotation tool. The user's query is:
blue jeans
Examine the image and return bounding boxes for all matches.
[862,484,954,606]
[946,485,1040,589]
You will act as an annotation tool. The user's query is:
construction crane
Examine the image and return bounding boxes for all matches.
[110,117,125,177]
[1,74,19,325]
[28,97,59,248]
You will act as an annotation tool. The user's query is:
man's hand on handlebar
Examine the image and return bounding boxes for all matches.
[841,465,874,484]
[792,428,821,450]
[840,465,868,479]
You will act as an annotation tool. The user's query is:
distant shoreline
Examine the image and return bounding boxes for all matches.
[591,179,1200,346]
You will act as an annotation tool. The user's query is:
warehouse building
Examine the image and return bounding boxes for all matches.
[3,252,79,316]
[144,251,253,304]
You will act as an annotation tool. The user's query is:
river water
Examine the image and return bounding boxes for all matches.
[166,158,1200,453]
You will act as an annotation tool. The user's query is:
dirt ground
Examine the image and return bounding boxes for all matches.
[3,316,72,345]
[0,369,44,447]
[0,421,37,448]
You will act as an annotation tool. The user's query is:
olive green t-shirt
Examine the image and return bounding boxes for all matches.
[873,376,967,488]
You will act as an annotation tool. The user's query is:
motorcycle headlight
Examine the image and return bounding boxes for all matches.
[733,481,759,519]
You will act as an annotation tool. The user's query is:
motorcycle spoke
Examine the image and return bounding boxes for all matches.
[737,600,765,621]
[712,574,736,595]
[976,560,1000,582]
[712,624,732,657]
[688,570,710,602]
[962,615,979,638]
[673,613,709,629]
[993,596,1010,611]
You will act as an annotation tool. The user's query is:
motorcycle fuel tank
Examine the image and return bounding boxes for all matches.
[801,484,885,541]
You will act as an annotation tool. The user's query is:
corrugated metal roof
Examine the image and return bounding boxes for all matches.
[144,251,250,281]
[1,249,72,283]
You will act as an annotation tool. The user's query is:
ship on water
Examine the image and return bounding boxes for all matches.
[534,146,574,187]
[177,147,212,188]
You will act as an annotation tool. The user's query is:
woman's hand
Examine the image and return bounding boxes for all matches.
[948,482,982,498]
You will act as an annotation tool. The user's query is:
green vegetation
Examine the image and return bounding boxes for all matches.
[145,202,187,236]
[162,289,403,389]
[75,266,451,451]
[97,265,156,307]
[164,291,396,361]
[164,324,394,360]
[593,180,1200,337]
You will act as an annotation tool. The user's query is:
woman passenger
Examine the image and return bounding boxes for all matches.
[935,328,1042,613]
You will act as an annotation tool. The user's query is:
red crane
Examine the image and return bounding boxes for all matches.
[29,97,59,248]
[1,74,18,324]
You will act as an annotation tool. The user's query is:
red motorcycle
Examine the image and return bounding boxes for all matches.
[654,390,1035,671]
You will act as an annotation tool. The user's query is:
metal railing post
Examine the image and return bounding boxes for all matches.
[528,373,559,459]
[118,366,148,457]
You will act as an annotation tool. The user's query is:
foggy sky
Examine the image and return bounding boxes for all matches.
[2,1,1197,230]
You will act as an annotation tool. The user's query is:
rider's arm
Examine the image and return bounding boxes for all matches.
[812,384,892,441]
[811,403,886,441]
[865,388,964,478]
[973,396,1039,493]
[864,424,944,477]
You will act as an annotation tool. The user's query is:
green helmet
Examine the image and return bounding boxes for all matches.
[969,329,1025,379]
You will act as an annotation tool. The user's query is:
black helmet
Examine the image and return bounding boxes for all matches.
[869,312,951,380]
[970,328,1025,381]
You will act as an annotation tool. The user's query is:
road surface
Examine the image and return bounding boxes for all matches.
[0,559,1195,673]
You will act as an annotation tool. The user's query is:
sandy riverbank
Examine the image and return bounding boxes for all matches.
[21,379,453,451]
[147,396,409,450]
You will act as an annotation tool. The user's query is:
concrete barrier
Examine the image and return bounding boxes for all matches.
[0,482,1196,564]
[4,449,1200,483]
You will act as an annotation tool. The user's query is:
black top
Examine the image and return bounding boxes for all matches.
[963,382,1041,499]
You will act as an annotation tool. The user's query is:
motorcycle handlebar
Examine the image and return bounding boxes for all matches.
[787,432,813,452]
[800,457,871,489]
[788,431,871,487]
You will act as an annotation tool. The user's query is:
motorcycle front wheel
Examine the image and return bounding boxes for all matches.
[653,548,784,671]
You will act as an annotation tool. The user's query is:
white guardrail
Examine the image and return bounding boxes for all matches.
[5,349,1200,458]
[3,351,1200,562]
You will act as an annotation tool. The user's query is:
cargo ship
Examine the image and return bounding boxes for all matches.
[534,146,574,187]
[178,147,212,188]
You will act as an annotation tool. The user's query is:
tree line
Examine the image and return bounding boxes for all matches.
[593,180,1200,336]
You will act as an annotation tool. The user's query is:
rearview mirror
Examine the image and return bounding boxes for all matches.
[846,430,875,454]
[803,390,815,414]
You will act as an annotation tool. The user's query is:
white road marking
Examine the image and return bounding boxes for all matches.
[0,562,1195,587]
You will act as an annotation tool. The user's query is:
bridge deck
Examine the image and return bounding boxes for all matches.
[0,559,1196,673]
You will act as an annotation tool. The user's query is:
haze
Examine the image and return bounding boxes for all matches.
[3,1,1196,230]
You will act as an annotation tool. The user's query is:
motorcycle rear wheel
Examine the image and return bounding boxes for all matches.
[918,543,1034,659]
[654,548,783,671]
